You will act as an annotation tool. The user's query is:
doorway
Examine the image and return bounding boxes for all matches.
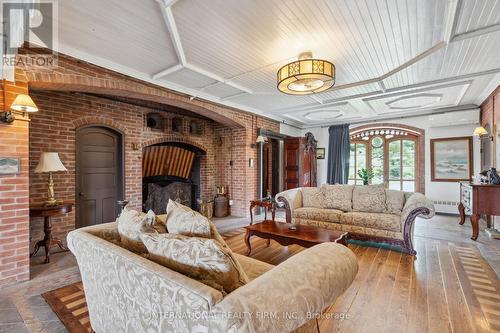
[76,126,124,228]
[258,129,286,199]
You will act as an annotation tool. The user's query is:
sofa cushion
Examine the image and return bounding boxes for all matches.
[233,253,274,281]
[385,189,405,215]
[340,212,401,232]
[352,185,386,213]
[301,187,324,208]
[293,207,343,223]
[322,184,354,211]
[141,232,249,294]
[117,207,156,253]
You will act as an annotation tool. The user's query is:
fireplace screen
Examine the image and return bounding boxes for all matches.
[142,143,203,214]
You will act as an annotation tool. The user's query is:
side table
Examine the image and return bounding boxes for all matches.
[249,198,276,225]
[30,202,74,263]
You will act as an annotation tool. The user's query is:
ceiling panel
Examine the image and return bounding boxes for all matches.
[58,0,178,75]
[230,93,316,112]
[454,0,500,35]
[202,83,244,99]
[161,68,218,89]
[362,81,471,114]
[172,0,446,84]
[51,0,500,128]
[315,83,381,102]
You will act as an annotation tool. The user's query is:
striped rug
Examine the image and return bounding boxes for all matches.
[42,281,91,333]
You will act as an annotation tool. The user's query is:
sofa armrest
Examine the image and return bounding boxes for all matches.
[67,226,224,333]
[276,188,303,223]
[213,243,358,332]
[400,193,435,255]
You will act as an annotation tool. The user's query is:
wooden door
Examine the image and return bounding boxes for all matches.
[76,127,123,228]
[284,138,301,190]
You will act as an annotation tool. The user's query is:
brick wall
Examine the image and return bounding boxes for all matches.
[0,71,31,286]
[0,49,280,287]
[29,91,222,248]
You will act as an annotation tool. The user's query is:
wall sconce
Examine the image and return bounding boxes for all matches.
[132,142,141,150]
[473,126,493,141]
[1,93,39,123]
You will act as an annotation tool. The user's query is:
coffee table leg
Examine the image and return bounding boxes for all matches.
[244,229,252,256]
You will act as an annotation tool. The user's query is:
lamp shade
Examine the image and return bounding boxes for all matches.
[277,52,335,95]
[473,126,488,137]
[11,94,38,113]
[34,152,67,173]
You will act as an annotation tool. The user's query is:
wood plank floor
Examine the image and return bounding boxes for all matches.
[224,229,500,333]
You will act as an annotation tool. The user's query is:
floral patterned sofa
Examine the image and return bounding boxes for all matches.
[276,184,435,255]
[67,222,358,333]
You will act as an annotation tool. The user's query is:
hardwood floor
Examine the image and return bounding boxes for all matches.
[0,214,498,333]
[224,228,500,333]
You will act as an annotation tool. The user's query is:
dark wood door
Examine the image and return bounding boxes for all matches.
[284,138,301,190]
[76,127,123,228]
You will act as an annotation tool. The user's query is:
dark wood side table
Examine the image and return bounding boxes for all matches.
[458,183,499,240]
[249,198,276,225]
[30,202,74,263]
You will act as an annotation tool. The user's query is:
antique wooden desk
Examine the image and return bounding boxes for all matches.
[30,202,74,263]
[458,182,499,240]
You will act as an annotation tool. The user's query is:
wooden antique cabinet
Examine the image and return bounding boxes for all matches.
[458,182,499,240]
[284,133,317,190]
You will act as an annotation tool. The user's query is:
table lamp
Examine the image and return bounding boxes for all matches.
[34,152,67,206]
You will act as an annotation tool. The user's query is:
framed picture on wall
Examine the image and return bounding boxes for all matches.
[316,148,325,159]
[431,136,473,182]
[0,157,20,175]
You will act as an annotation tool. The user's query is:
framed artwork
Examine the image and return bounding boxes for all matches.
[316,148,325,159]
[431,137,473,182]
[0,157,20,175]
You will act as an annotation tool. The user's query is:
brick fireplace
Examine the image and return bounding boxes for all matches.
[0,50,280,287]
[142,142,205,213]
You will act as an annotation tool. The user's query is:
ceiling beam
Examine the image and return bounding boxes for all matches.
[185,63,253,94]
[221,92,248,101]
[452,23,500,42]
[443,0,461,43]
[160,5,186,66]
[152,64,183,80]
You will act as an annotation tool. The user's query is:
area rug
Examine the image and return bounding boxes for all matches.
[41,282,91,333]
[41,234,500,333]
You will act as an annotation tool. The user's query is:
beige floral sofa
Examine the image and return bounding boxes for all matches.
[276,184,435,255]
[67,222,358,333]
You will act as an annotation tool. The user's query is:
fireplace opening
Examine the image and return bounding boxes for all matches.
[142,142,205,214]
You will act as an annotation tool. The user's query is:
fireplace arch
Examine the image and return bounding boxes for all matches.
[142,141,206,213]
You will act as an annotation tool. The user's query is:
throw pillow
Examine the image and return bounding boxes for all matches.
[140,232,249,294]
[352,185,387,213]
[322,184,354,211]
[385,189,405,215]
[117,207,156,253]
[301,187,324,208]
[166,200,211,238]
[165,200,229,248]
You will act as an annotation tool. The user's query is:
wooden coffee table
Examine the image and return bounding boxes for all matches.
[244,220,349,255]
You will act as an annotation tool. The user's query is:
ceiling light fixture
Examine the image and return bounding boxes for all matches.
[277,52,335,95]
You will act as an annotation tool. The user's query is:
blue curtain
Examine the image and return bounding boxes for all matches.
[327,124,350,184]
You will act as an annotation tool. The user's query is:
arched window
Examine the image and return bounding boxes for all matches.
[349,126,421,192]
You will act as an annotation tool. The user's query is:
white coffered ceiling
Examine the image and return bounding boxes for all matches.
[55,0,500,128]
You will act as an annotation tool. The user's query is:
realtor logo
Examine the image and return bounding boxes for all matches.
[2,0,58,77]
